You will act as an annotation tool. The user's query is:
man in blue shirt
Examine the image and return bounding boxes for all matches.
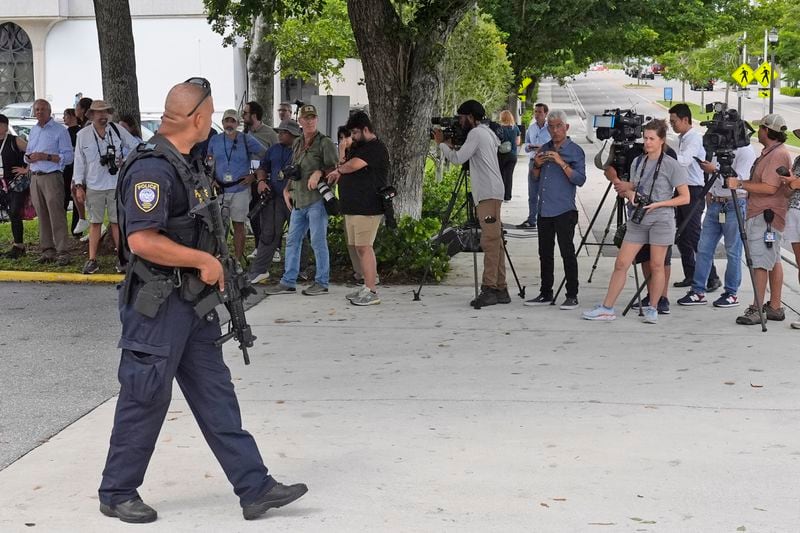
[207,109,265,259]
[25,99,75,265]
[524,109,586,309]
[248,119,299,283]
[519,103,551,229]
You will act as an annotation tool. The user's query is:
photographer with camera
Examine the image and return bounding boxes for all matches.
[326,111,390,306]
[267,104,338,296]
[726,114,793,325]
[434,99,507,307]
[525,110,586,309]
[676,143,756,308]
[247,119,300,284]
[73,100,138,274]
[583,119,689,323]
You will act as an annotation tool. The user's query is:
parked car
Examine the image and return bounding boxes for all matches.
[650,63,665,75]
[690,79,715,91]
[590,63,608,71]
[0,102,34,119]
[140,112,222,136]
[7,118,37,140]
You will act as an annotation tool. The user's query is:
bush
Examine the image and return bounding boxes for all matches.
[327,161,466,282]
[780,87,800,97]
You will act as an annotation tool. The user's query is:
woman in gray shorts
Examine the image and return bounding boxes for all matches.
[583,119,690,323]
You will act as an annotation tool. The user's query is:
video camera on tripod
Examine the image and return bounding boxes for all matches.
[430,117,468,147]
[700,102,754,180]
[593,108,648,145]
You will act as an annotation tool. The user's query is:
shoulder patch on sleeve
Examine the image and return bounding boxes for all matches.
[134,181,160,213]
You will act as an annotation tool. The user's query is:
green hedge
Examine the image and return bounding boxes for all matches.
[780,87,800,97]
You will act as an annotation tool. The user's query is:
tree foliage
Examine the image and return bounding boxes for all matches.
[440,11,514,116]
[203,0,323,47]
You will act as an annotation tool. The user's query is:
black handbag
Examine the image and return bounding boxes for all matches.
[8,172,31,192]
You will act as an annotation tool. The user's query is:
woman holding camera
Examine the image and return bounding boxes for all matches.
[582,119,689,323]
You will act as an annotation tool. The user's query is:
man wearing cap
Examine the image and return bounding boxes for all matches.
[25,99,74,265]
[73,100,139,274]
[726,114,793,325]
[266,104,338,296]
[248,119,300,283]
[207,109,265,259]
[434,99,508,307]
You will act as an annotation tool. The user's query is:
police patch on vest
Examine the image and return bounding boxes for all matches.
[135,182,160,213]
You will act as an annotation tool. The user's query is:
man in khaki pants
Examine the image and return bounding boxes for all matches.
[434,99,507,307]
[25,99,74,265]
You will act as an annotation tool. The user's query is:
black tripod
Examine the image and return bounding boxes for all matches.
[413,165,525,307]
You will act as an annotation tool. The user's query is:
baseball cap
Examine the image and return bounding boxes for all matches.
[274,119,301,137]
[89,99,114,113]
[755,113,787,133]
[299,104,318,118]
[222,109,239,122]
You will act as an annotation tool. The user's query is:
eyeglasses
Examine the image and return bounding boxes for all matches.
[185,77,211,117]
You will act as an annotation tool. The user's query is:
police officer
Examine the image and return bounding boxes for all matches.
[97,79,307,523]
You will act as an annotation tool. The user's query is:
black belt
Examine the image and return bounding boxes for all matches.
[31,170,61,176]
[710,195,743,203]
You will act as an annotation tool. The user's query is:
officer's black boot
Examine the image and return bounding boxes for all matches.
[242,482,308,520]
[99,497,157,523]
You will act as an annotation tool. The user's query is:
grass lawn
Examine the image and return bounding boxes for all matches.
[657,100,800,149]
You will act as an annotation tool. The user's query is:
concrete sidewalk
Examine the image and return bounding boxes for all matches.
[2,134,800,532]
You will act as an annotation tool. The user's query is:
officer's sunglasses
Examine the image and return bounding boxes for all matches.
[185,77,212,117]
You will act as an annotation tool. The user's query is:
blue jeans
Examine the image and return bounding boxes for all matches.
[527,160,540,224]
[691,199,745,295]
[280,200,329,288]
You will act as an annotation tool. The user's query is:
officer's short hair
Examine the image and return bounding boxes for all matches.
[246,101,263,121]
[345,111,373,133]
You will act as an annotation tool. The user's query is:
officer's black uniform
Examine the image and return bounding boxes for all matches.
[98,135,276,508]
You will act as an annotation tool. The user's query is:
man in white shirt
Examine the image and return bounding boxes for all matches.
[518,103,551,229]
[73,100,138,274]
[669,103,711,289]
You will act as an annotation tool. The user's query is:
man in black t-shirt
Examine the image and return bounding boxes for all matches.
[327,111,389,306]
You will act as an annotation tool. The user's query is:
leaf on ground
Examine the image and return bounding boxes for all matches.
[274,318,300,324]
[32,485,41,491]
[736,527,746,532]
[754,507,767,512]
[553,497,567,501]
[540,502,549,508]
[276,400,285,404]
[588,523,616,526]
[630,517,643,521]
[750,383,763,388]
[724,381,736,385]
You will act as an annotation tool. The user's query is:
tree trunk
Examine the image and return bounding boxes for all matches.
[93,0,140,127]
[348,0,473,219]
[248,14,277,126]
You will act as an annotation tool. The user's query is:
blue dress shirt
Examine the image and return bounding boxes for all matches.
[535,138,587,218]
[25,118,74,172]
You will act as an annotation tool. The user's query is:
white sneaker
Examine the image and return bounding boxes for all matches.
[73,218,89,235]
[249,272,270,284]
[273,251,281,263]
[247,248,258,259]
[351,288,380,306]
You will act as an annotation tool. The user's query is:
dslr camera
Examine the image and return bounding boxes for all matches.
[378,185,397,229]
[317,178,339,215]
[630,192,651,224]
[430,116,468,147]
[700,102,754,182]
[247,186,273,219]
[99,145,118,175]
[279,164,301,181]
[593,109,648,145]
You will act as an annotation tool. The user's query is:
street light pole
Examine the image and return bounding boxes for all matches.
[768,27,779,114]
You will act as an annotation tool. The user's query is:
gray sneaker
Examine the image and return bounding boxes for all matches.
[351,289,380,306]
[346,286,365,301]
[301,282,329,296]
[265,283,296,295]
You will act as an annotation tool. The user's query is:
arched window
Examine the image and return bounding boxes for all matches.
[0,22,34,107]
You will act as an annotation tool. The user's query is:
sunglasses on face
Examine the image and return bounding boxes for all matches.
[185,77,211,117]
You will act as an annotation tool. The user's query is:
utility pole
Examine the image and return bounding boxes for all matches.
[738,31,746,117]
[762,29,767,117]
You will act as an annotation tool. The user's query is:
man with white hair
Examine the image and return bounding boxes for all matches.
[525,109,586,309]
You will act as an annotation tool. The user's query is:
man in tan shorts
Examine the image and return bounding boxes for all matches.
[326,111,389,306]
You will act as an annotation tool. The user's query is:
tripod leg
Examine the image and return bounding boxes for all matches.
[587,200,619,283]
[730,189,767,331]
[502,233,526,299]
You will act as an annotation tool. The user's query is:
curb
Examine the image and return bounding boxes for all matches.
[0,270,123,284]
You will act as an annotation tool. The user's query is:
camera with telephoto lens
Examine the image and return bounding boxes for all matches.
[279,164,301,181]
[378,185,397,229]
[247,186,273,219]
[700,102,754,183]
[593,109,648,144]
[430,116,468,147]
[316,178,339,215]
[630,192,651,224]
[99,145,118,175]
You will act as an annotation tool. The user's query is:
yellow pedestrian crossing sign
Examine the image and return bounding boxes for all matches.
[731,64,755,88]
[755,62,773,88]
[758,88,770,99]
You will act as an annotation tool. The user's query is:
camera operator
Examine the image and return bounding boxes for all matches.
[326,111,389,306]
[207,109,266,260]
[583,119,689,323]
[779,130,800,329]
[677,143,756,308]
[247,119,300,284]
[727,114,793,325]
[73,100,138,274]
[524,109,586,309]
[266,104,338,296]
[434,99,507,307]
[669,103,708,289]
[603,140,679,314]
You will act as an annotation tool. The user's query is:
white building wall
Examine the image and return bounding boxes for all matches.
[320,58,369,108]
